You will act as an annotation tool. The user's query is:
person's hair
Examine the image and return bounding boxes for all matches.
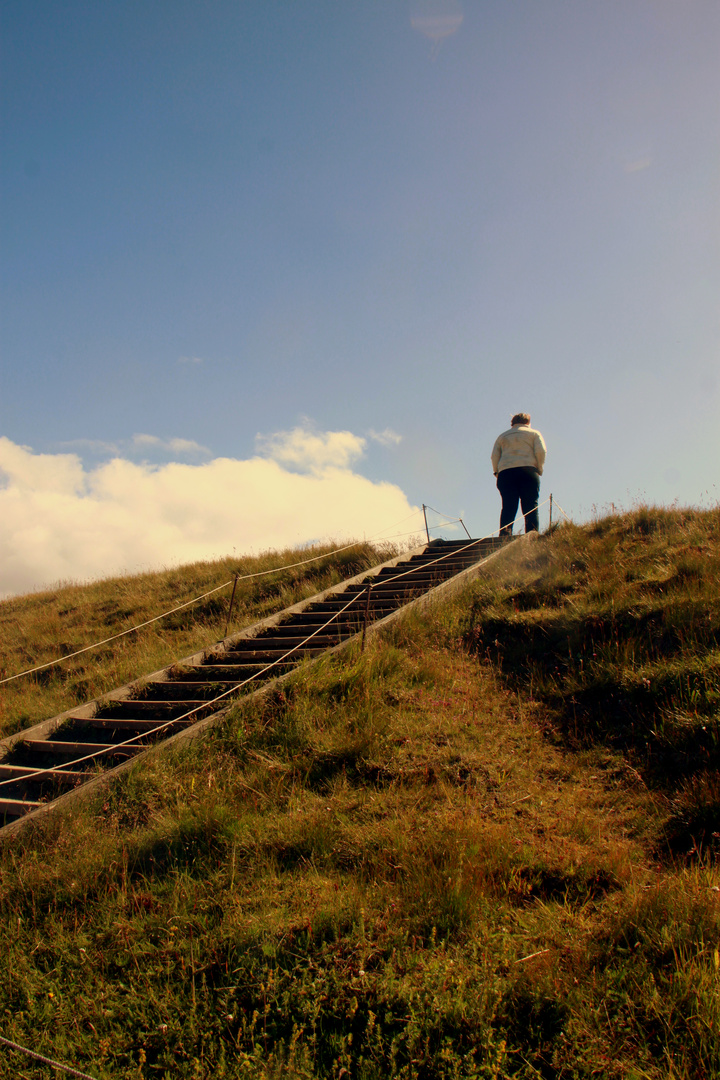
[511,412,531,426]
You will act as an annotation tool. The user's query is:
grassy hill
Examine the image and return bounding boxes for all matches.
[1,508,719,1079]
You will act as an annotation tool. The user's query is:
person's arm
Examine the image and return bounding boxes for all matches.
[534,433,547,475]
[491,438,502,476]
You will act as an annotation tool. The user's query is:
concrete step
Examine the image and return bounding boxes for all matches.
[219,635,345,652]
[75,716,197,734]
[277,610,369,623]
[140,681,248,699]
[0,798,43,819]
[174,664,284,680]
[302,600,397,614]
[263,618,356,631]
[91,701,205,718]
[204,648,326,665]
[0,764,91,783]
[21,740,145,758]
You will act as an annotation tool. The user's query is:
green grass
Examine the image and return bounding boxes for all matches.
[1,508,720,1078]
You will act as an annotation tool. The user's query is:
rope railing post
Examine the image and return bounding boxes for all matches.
[224,575,239,639]
[422,504,430,544]
[459,518,471,540]
[361,583,372,652]
[549,493,553,533]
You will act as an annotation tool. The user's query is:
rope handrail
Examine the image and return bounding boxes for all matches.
[0,506,556,790]
[550,498,572,522]
[0,511,431,688]
[427,517,463,531]
[0,1034,99,1080]
[370,495,555,593]
[0,589,368,787]
[0,531,506,785]
[0,579,234,688]
[0,495,560,690]
[495,493,554,533]
[423,503,457,521]
[365,524,502,588]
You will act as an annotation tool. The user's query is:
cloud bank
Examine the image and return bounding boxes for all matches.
[57,434,211,459]
[0,428,418,598]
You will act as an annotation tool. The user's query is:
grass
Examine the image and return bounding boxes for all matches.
[0,507,719,1077]
[462,505,720,855]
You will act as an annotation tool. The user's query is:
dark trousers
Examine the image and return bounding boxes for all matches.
[496,467,541,535]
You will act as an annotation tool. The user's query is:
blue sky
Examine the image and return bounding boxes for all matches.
[1,0,719,595]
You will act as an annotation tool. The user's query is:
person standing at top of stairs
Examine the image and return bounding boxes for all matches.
[491,413,547,536]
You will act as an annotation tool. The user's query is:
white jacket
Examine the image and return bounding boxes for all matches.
[491,424,546,476]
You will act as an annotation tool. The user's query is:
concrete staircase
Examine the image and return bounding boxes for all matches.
[0,537,509,834]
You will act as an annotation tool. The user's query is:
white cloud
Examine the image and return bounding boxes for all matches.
[59,435,210,459]
[255,425,366,474]
[178,355,204,364]
[625,157,652,173]
[57,438,120,456]
[131,434,209,456]
[168,437,209,456]
[368,428,403,447]
[0,429,419,598]
[0,439,86,495]
[132,434,163,448]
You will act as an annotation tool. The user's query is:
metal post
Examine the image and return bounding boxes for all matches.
[549,493,553,533]
[459,518,471,539]
[422,504,430,544]
[224,576,239,639]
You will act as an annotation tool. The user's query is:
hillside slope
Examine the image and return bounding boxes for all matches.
[0,508,719,1079]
